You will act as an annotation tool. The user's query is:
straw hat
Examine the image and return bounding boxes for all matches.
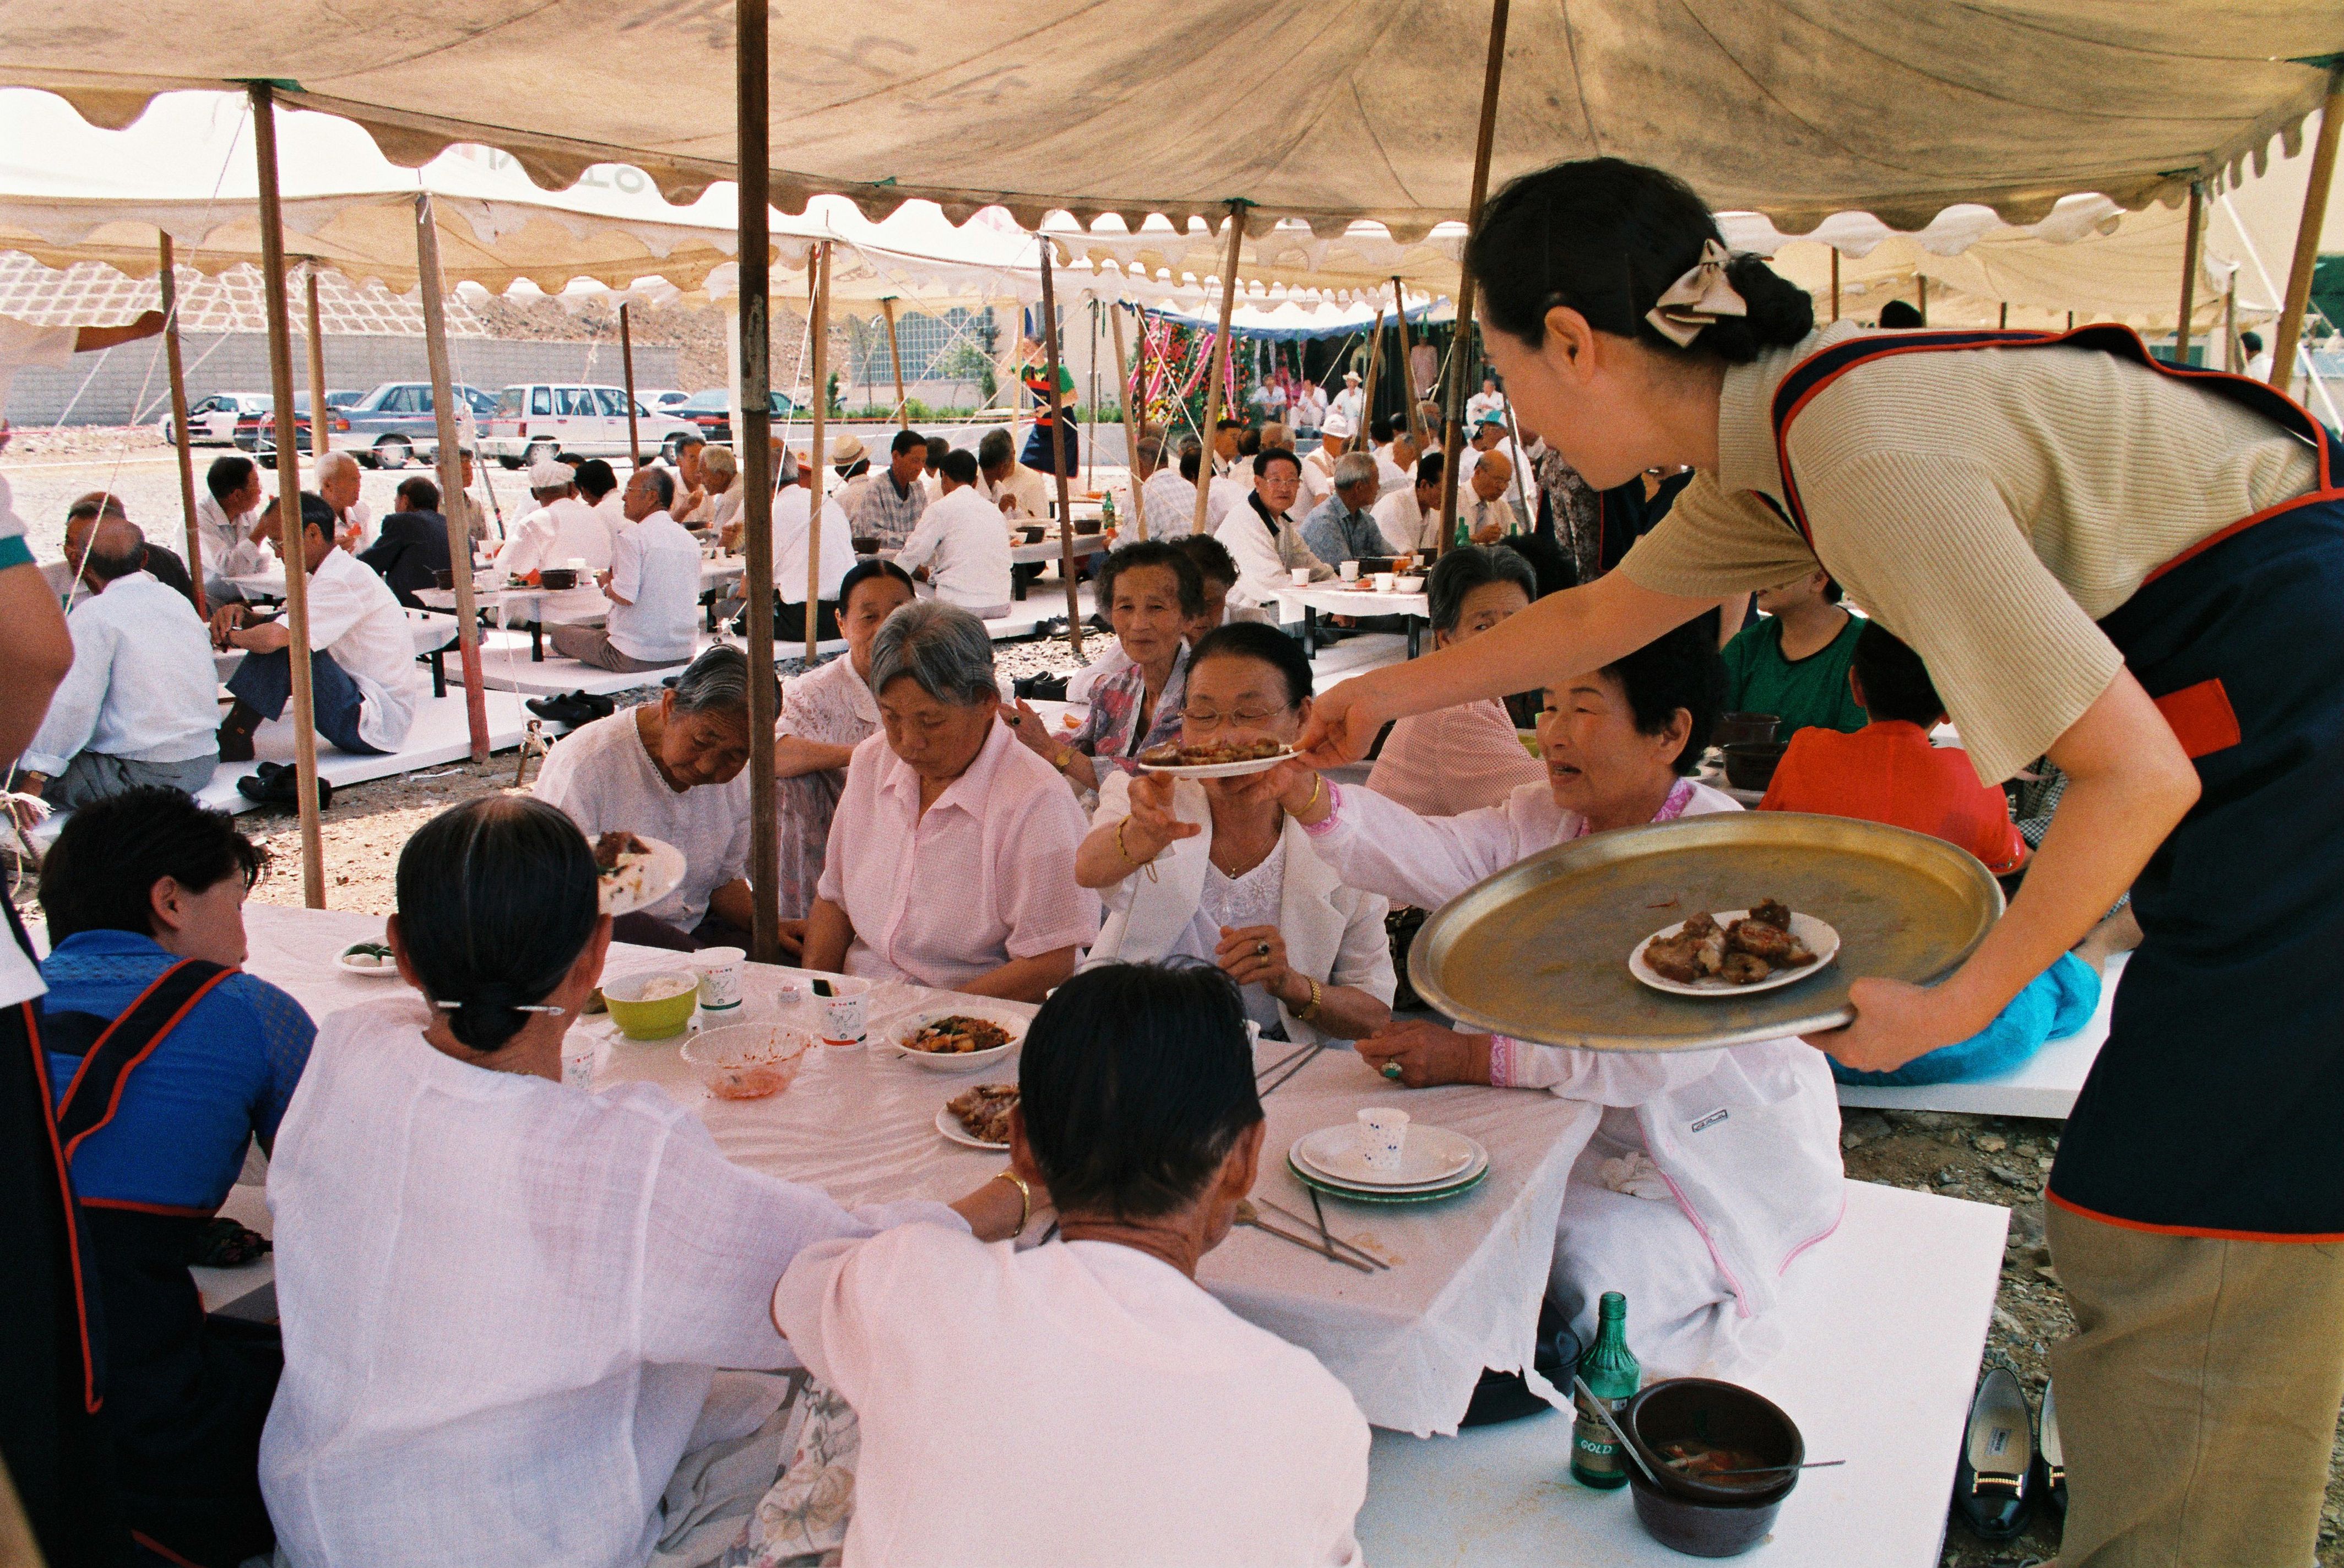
[828,432,867,465]
[1342,369,1362,384]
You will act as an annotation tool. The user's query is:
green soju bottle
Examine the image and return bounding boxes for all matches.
[1570,1292,1641,1489]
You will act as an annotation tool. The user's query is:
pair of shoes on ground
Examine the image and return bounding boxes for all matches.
[235,760,333,812]
[525,690,616,728]
[1955,1364,2066,1540]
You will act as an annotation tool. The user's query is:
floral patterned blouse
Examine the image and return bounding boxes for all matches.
[1070,641,1189,776]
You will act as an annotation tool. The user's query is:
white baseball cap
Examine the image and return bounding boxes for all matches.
[528,457,573,490]
[1321,409,1356,440]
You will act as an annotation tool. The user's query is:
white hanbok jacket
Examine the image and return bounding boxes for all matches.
[1306,778,1844,1365]
[1086,772,1394,1046]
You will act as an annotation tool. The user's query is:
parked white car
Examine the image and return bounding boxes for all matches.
[642,388,693,412]
[159,391,270,446]
[481,384,703,468]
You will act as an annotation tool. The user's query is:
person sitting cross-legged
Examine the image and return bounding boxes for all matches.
[210,494,421,763]
[37,788,314,1568]
[357,474,454,609]
[771,961,1371,1568]
[897,448,1013,620]
[1761,620,2134,1086]
[499,456,615,625]
[549,465,703,674]
[23,513,220,806]
[532,643,759,951]
[195,454,275,605]
[1300,451,1390,567]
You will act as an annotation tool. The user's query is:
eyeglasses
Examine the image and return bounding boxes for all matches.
[1182,706,1282,731]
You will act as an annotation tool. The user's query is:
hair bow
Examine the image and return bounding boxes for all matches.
[1645,239,1748,348]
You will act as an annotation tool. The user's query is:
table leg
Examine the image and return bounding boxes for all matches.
[529,622,544,662]
[428,647,446,698]
[1408,616,1420,659]
[1303,605,1318,661]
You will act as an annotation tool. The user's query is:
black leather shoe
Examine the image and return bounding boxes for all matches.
[1952,1365,2036,1539]
[2036,1378,2067,1520]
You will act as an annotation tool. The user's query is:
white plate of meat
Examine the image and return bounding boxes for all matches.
[1629,900,1840,997]
[595,831,686,917]
[1135,738,1297,778]
[937,1083,1018,1150]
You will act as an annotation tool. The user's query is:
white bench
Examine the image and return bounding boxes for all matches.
[1358,1180,2007,1566]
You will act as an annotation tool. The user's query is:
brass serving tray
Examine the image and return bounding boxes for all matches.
[1408,812,2004,1052]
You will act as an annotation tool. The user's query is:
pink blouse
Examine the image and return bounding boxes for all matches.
[1364,699,1546,816]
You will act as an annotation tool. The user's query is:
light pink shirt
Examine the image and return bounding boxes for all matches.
[1364,700,1546,817]
[817,719,1100,989]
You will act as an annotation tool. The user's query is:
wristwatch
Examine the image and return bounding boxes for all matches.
[1052,748,1076,772]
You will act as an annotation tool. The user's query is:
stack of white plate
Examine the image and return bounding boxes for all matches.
[1287,1123,1491,1205]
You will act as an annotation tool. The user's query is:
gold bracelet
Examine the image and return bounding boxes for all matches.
[1303,773,1325,816]
[1116,817,1160,883]
[993,1169,1032,1239]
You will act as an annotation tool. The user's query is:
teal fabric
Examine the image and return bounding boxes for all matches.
[1831,951,2101,1087]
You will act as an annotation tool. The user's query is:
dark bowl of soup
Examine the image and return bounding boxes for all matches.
[1623,1378,1804,1557]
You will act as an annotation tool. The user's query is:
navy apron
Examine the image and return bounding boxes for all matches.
[50,957,284,1566]
[1766,325,2344,1240]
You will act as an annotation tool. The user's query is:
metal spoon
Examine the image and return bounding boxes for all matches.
[1573,1375,1663,1488]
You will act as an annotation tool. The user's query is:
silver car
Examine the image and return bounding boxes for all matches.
[339,381,500,469]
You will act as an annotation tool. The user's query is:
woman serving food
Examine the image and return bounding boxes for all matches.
[1297,156,2344,1566]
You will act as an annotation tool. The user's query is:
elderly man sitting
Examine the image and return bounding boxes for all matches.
[853,428,930,548]
[794,601,1097,1000]
[1300,451,1388,566]
[23,514,220,805]
[1133,433,1198,538]
[659,429,714,528]
[314,451,372,553]
[1214,448,1330,611]
[1374,452,1447,555]
[1458,448,1526,544]
[196,455,275,604]
[1299,409,1354,517]
[977,427,1049,521]
[498,457,614,623]
[773,961,1370,1567]
[62,492,198,611]
[897,449,1013,620]
[549,466,702,674]
[358,475,454,609]
[211,494,420,762]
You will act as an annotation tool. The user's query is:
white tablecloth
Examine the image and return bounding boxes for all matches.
[236,904,1597,1436]
[1273,585,1431,621]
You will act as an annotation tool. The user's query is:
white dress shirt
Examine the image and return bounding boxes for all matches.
[499,497,615,622]
[981,464,1050,521]
[895,485,1013,614]
[1371,487,1441,555]
[774,485,853,606]
[605,511,702,664]
[305,546,421,753]
[1298,447,1339,518]
[533,708,750,931]
[260,995,963,1568]
[773,1226,1369,1568]
[24,573,220,774]
[195,492,272,576]
[817,721,1099,990]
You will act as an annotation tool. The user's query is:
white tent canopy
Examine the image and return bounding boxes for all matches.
[1,3,2337,240]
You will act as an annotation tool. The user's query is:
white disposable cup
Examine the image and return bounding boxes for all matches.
[1338,560,1360,581]
[1357,1106,1410,1171]
[1371,572,1397,593]
[818,976,873,1046]
[561,1034,603,1092]
[690,947,745,1011]
[1290,566,1314,586]
[566,556,588,571]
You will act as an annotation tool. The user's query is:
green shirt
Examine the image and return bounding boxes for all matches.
[1719,611,1869,739]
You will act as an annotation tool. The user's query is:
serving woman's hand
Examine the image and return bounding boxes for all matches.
[1354,1018,1493,1088]
[1802,975,1996,1074]
[1295,675,1393,768]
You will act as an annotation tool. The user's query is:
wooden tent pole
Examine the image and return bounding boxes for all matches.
[1187,202,1247,537]
[413,192,491,763]
[2173,181,2205,365]
[1436,0,1512,555]
[303,265,330,462]
[737,0,781,963]
[1829,249,1841,323]
[1391,276,1424,452]
[1915,275,1929,327]
[805,243,831,665]
[248,83,324,908]
[2226,279,2240,371]
[1999,302,2009,329]
[1084,300,1098,492]
[1359,306,1387,441]
[158,234,204,616]
[618,302,642,466]
[1108,302,1144,539]
[2271,66,2344,395]
[880,296,909,430]
[1038,244,1085,659]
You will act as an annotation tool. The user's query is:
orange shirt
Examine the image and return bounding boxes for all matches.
[1757,720,2029,874]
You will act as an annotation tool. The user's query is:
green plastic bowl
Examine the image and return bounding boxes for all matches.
[603,969,699,1040]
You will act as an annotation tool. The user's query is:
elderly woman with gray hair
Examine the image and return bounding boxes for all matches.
[793,601,1098,1000]
[532,644,759,950]
[1300,449,1390,566]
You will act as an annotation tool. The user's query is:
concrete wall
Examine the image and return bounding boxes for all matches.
[4,333,684,427]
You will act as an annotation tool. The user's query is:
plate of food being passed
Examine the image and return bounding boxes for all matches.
[1136,737,1296,779]
[594,831,687,916]
[1629,898,1840,997]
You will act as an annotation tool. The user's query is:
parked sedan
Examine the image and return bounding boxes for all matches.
[338,381,499,469]
[236,393,353,465]
[669,388,800,448]
[160,391,272,446]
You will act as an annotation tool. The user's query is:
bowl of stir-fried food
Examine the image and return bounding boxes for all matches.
[889,1008,1026,1072]
[1629,898,1840,997]
[939,1083,1019,1148]
[1136,736,1295,778]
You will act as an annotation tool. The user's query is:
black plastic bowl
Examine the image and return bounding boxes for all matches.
[1623,1377,1803,1558]
[1721,741,1788,793]
[538,568,578,590]
[1714,711,1781,748]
